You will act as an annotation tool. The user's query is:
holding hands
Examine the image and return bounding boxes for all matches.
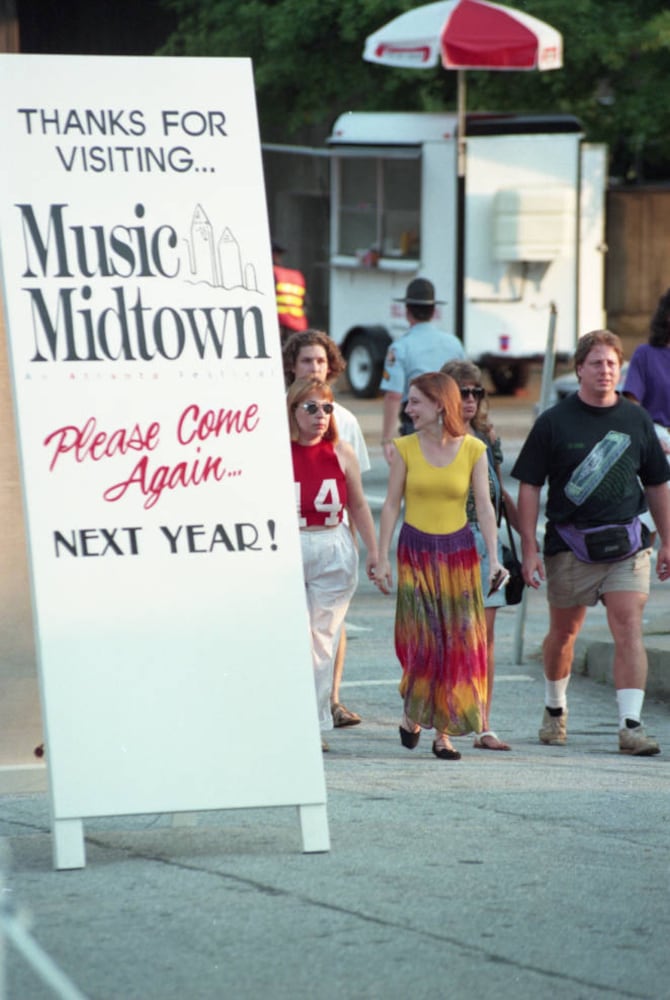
[369,556,393,595]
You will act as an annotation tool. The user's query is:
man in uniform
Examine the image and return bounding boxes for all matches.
[380,277,464,464]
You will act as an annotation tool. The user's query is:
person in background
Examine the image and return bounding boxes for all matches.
[283,330,370,728]
[380,278,464,464]
[272,239,308,343]
[623,288,670,544]
[287,377,378,752]
[442,359,518,751]
[374,371,505,761]
[512,330,670,755]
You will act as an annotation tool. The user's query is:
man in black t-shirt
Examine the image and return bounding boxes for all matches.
[512,330,670,756]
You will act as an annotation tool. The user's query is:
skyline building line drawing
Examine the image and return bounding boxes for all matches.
[185,204,261,294]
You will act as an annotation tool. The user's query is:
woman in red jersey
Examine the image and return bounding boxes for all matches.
[287,377,378,750]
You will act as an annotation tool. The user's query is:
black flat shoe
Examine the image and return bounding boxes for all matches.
[399,725,420,749]
[432,740,461,760]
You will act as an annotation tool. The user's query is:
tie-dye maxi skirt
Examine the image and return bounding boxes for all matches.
[396,521,487,736]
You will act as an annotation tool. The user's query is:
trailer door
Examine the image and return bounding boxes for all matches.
[578,143,608,333]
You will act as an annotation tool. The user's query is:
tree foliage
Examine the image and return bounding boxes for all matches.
[158,0,670,181]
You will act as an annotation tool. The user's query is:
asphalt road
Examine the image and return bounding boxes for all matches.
[2,566,669,1000]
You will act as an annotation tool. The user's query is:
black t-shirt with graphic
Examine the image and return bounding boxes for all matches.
[511,393,669,555]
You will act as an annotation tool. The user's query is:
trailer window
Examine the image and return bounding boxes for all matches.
[339,158,378,258]
[382,159,421,258]
[336,156,421,260]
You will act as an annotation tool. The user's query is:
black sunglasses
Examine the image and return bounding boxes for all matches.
[300,401,334,415]
[460,387,485,400]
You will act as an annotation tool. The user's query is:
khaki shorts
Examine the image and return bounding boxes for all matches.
[545,549,651,608]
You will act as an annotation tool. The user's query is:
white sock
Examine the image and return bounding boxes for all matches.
[616,688,645,729]
[545,676,570,710]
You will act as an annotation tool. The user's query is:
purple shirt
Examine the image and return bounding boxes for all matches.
[623,343,670,426]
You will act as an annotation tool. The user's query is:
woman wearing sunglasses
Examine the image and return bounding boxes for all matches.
[442,359,520,751]
[374,371,504,760]
[287,377,378,751]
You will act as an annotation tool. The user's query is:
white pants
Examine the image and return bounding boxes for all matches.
[300,523,359,730]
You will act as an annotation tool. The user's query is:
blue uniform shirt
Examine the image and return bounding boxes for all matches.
[380,321,465,400]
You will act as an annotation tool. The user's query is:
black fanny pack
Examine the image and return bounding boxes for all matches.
[555,518,643,563]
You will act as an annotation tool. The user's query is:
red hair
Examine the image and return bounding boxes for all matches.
[410,372,465,437]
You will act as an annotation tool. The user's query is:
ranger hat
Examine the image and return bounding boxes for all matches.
[394,278,445,305]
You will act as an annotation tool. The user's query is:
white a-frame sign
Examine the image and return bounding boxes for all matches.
[0,54,329,868]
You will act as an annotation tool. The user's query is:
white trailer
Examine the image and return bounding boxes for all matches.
[326,110,607,396]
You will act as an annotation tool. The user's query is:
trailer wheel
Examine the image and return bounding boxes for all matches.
[346,334,384,398]
[488,361,530,396]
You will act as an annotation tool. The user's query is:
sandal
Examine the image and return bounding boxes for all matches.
[432,735,461,761]
[331,703,361,728]
[399,712,421,749]
[473,730,511,751]
[399,725,420,749]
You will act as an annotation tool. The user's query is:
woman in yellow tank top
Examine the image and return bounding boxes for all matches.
[374,372,505,759]
[442,358,520,752]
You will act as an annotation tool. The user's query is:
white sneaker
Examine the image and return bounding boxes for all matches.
[619,725,660,756]
[539,707,568,745]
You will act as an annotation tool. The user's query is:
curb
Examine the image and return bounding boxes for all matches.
[575,638,670,705]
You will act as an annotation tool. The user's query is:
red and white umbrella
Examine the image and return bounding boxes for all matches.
[364,0,563,169]
[363,0,562,72]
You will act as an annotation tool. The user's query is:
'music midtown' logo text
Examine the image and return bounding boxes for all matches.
[17,201,270,364]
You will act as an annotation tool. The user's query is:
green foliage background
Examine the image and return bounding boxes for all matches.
[158,0,670,182]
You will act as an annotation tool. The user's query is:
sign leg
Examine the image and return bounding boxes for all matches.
[297,804,330,853]
[52,818,85,870]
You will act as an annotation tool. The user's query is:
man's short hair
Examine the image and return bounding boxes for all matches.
[574,330,624,372]
[407,302,434,323]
